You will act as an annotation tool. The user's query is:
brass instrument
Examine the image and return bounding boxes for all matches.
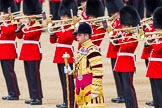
[143,31,162,45]
[47,16,79,34]
[140,17,153,23]
[16,13,53,33]
[0,11,23,26]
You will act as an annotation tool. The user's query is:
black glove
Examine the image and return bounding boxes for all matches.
[143,25,147,31]
[113,40,119,44]
[116,34,122,38]
[50,33,56,37]
[144,43,150,47]
[15,24,25,33]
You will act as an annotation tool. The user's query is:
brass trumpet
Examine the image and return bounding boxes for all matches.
[14,14,53,20]
[140,17,153,23]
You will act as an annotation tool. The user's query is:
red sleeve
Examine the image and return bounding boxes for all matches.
[50,33,58,43]
[1,25,17,36]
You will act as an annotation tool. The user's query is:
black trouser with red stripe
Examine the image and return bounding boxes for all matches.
[57,63,75,107]
[150,78,162,108]
[1,60,20,97]
[145,59,154,102]
[111,58,124,98]
[117,72,138,108]
[24,61,43,99]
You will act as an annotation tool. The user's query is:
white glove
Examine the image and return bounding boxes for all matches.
[91,93,99,99]
[64,65,72,75]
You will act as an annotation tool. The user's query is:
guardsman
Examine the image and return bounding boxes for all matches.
[14,0,22,11]
[0,0,20,101]
[141,23,155,106]
[85,0,105,46]
[146,7,162,108]
[105,0,125,103]
[49,0,77,107]
[113,6,140,108]
[49,0,61,20]
[72,22,105,108]
[142,1,162,106]
[15,0,43,105]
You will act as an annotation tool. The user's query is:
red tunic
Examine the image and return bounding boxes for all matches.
[91,25,106,46]
[146,41,162,78]
[17,22,42,61]
[14,0,22,3]
[0,24,17,59]
[106,19,122,58]
[50,25,75,63]
[141,24,155,59]
[39,0,44,2]
[114,33,138,72]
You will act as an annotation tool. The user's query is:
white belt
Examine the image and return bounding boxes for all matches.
[23,40,39,44]
[23,40,42,53]
[149,57,162,62]
[0,40,15,44]
[118,52,134,57]
[57,43,72,48]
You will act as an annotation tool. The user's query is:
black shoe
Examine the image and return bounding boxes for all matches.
[58,103,67,108]
[25,99,42,105]
[2,95,19,100]
[56,103,67,108]
[56,103,62,107]
[111,97,125,103]
[146,100,154,106]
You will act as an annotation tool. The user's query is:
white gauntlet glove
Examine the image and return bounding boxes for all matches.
[64,65,72,75]
[91,93,99,99]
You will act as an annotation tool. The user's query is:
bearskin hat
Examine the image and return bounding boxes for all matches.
[23,0,42,15]
[145,0,162,16]
[0,0,18,13]
[86,0,104,17]
[153,7,162,29]
[120,6,140,27]
[58,0,78,18]
[105,0,124,15]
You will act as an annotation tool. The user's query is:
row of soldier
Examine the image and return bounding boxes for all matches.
[1,0,162,108]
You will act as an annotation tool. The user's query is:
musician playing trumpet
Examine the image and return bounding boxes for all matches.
[49,0,77,107]
[82,0,105,48]
[15,0,43,105]
[0,0,20,101]
[146,7,162,108]
[105,0,125,103]
[113,6,140,108]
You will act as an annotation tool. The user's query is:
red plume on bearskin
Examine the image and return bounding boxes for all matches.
[86,0,104,17]
[0,0,18,13]
[23,0,42,15]
[120,6,140,27]
[58,0,78,18]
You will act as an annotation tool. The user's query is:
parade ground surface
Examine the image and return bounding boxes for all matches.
[0,1,152,108]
